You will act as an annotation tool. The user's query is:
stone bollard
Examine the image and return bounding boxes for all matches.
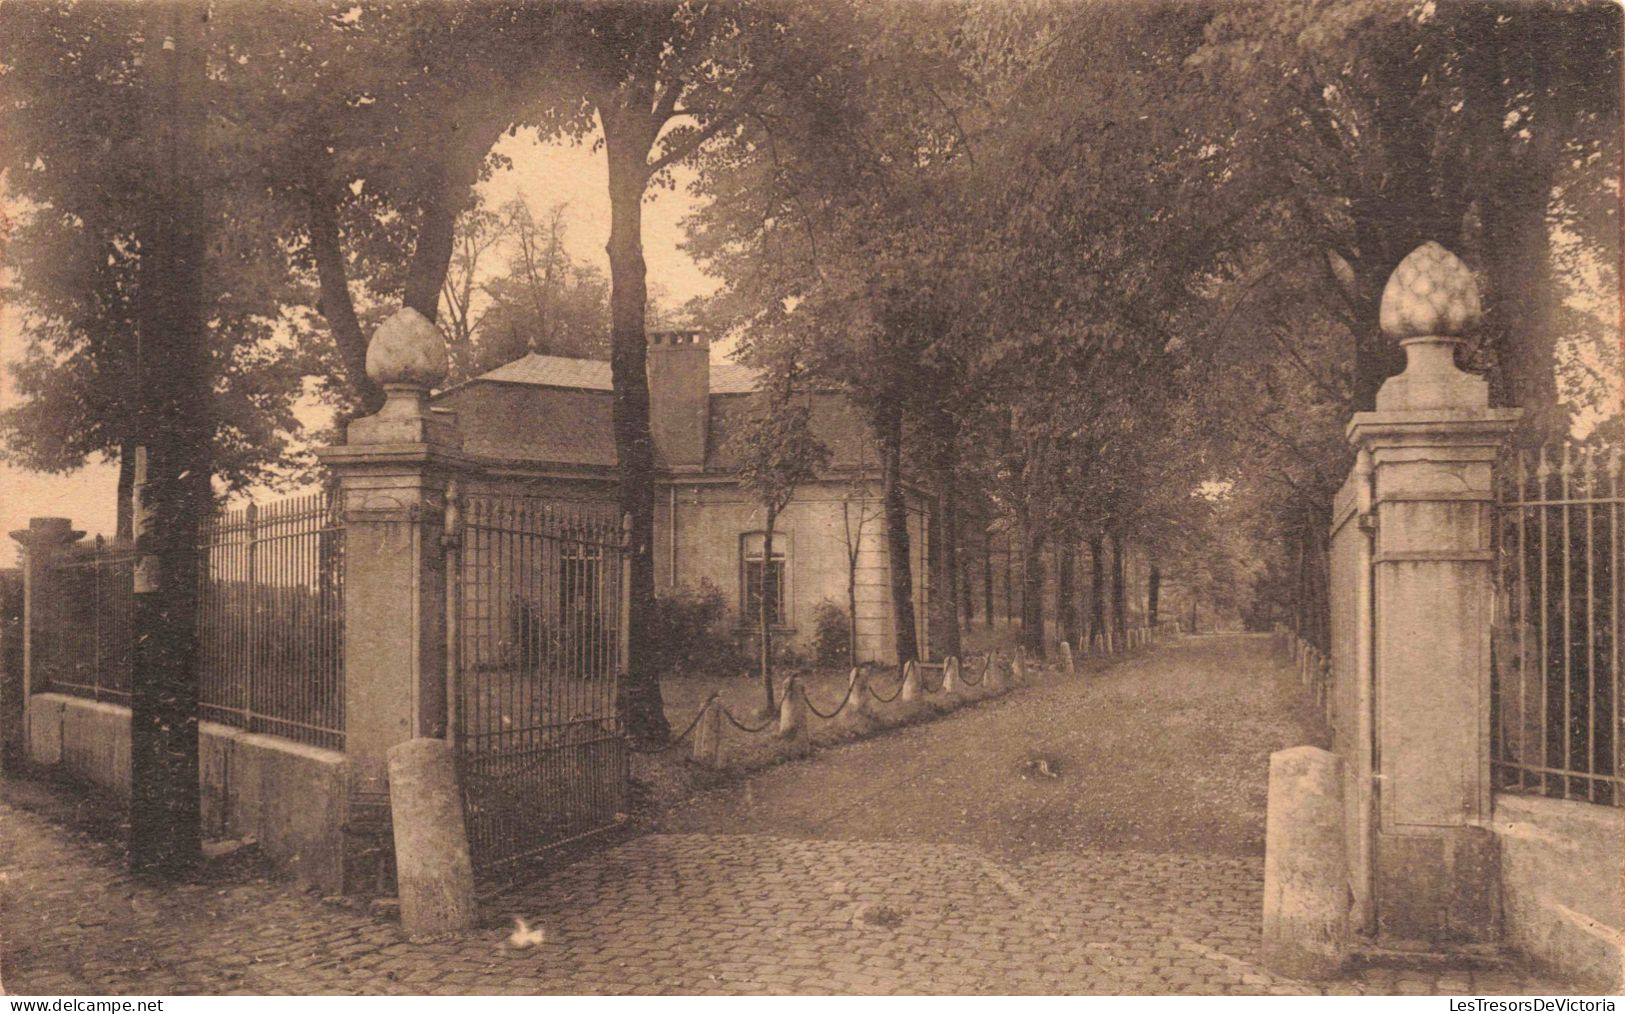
[1059,641,1075,674]
[942,656,960,694]
[778,677,805,738]
[1012,652,1027,684]
[985,653,1004,692]
[692,696,723,769]
[1262,745,1349,980]
[846,667,869,718]
[387,738,476,940]
[900,659,922,702]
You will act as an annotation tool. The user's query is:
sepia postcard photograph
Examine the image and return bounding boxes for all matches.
[0,0,1620,1001]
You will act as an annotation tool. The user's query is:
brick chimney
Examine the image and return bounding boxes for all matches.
[646,329,709,471]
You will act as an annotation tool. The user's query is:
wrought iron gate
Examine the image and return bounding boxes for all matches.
[448,491,630,874]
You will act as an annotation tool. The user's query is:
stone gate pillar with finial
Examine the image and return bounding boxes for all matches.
[314,308,471,887]
[1347,242,1521,943]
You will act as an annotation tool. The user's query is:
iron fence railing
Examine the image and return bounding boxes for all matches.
[40,537,135,703]
[198,493,346,750]
[451,493,629,875]
[1493,442,1622,807]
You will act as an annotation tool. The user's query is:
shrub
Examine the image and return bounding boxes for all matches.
[649,580,746,678]
[811,599,849,668]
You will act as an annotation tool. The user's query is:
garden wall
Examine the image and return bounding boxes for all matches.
[24,691,344,892]
[1493,793,1624,991]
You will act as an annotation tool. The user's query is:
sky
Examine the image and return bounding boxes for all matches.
[0,129,716,545]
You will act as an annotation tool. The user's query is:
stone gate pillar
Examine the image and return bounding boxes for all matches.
[315,308,469,878]
[1347,243,1520,942]
[5,518,84,772]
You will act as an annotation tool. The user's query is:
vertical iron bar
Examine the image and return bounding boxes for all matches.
[1585,448,1598,801]
[1561,444,1574,797]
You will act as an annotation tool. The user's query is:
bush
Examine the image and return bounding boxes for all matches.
[811,599,849,668]
[649,580,746,678]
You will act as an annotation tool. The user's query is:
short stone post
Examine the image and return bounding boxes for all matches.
[900,659,921,702]
[1263,746,1349,979]
[314,308,471,890]
[1347,242,1519,943]
[985,653,1004,692]
[1059,641,1075,674]
[942,656,960,694]
[7,518,83,771]
[1012,651,1027,684]
[778,676,806,738]
[387,738,476,939]
[846,666,869,718]
[691,696,723,768]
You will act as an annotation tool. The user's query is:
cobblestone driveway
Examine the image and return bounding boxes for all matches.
[0,635,1581,994]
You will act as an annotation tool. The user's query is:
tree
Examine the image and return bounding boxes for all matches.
[1190,0,1621,433]
[0,2,317,535]
[725,343,830,713]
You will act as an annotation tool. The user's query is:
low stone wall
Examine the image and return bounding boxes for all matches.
[1493,793,1624,991]
[25,692,344,893]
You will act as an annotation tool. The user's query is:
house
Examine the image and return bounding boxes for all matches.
[431,330,932,664]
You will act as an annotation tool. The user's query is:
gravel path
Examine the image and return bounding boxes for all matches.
[657,633,1311,858]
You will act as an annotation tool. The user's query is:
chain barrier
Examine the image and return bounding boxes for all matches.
[720,703,778,734]
[799,676,856,720]
[867,665,907,704]
[958,654,990,687]
[626,693,718,755]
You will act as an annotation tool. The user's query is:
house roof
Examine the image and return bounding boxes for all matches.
[433,351,873,476]
[470,353,762,394]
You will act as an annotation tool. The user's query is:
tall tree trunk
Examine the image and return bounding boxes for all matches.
[308,190,385,415]
[602,107,669,741]
[759,508,777,713]
[130,0,210,879]
[875,401,918,664]
[402,170,460,323]
[1148,561,1161,628]
[115,442,135,544]
[959,511,974,626]
[1110,532,1127,645]
[982,530,993,626]
[1003,535,1014,625]
[931,437,961,659]
[1019,516,1045,656]
[1057,541,1078,649]
[1088,533,1105,648]
[846,524,860,667]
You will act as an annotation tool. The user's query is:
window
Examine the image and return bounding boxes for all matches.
[741,532,788,627]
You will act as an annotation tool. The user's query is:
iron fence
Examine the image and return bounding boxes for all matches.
[1493,442,1622,806]
[40,537,135,702]
[450,493,629,875]
[198,493,346,750]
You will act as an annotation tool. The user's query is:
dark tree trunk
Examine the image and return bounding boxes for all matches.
[402,171,460,323]
[982,530,994,626]
[1148,562,1161,628]
[759,508,777,713]
[959,512,974,626]
[846,528,860,667]
[129,1,210,879]
[602,106,669,741]
[1003,535,1014,624]
[308,191,385,415]
[1019,517,1045,656]
[1088,533,1105,648]
[115,442,135,544]
[876,401,919,664]
[1057,541,1079,649]
[1110,532,1127,645]
[931,437,961,660]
